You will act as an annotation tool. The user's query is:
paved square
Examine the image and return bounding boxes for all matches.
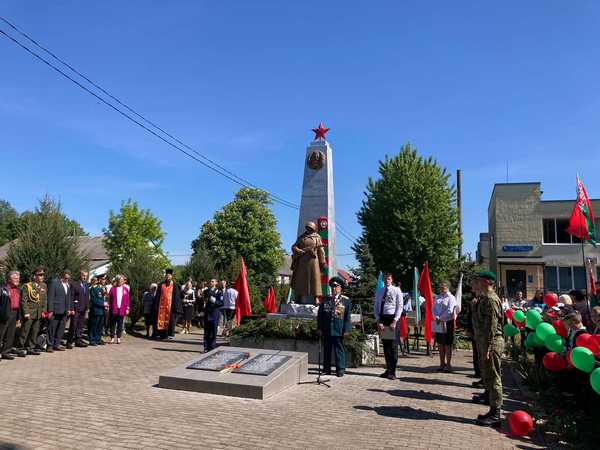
[0,333,545,449]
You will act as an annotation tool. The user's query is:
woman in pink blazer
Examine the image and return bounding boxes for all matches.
[109,275,130,344]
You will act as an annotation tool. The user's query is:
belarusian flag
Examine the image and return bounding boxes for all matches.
[566,176,597,246]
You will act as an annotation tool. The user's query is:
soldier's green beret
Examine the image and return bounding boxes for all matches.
[477,270,496,282]
[329,276,346,289]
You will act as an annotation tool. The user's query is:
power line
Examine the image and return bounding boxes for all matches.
[0,19,361,245]
[0,16,298,210]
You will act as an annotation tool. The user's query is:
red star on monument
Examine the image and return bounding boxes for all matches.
[312,122,330,140]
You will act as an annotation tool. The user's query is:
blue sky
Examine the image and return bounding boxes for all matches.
[1,1,600,268]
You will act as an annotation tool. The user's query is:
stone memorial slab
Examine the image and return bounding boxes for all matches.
[186,350,250,371]
[158,347,308,400]
[235,353,292,376]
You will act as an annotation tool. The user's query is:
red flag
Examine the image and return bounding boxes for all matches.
[262,287,277,314]
[417,262,434,346]
[234,258,252,325]
[587,259,597,296]
[566,176,597,245]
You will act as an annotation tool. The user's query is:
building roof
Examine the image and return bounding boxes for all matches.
[0,236,109,270]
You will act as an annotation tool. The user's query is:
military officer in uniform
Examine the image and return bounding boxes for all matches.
[472,271,504,427]
[317,276,352,377]
[17,267,47,355]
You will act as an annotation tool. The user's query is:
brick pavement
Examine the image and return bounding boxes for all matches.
[0,332,546,450]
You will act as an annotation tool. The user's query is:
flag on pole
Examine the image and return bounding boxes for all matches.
[234,257,252,325]
[587,259,597,296]
[455,273,463,316]
[413,267,420,326]
[417,262,434,345]
[566,176,597,246]
[376,271,384,293]
[262,287,277,314]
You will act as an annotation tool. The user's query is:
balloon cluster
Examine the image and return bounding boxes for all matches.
[517,292,600,395]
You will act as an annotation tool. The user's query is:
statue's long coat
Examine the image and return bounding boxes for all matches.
[291,232,326,297]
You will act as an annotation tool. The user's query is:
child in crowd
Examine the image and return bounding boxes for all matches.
[565,311,587,350]
[590,306,600,335]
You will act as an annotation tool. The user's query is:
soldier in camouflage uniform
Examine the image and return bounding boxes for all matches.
[472,271,504,427]
[17,267,47,355]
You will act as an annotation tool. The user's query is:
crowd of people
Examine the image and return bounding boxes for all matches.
[467,277,600,428]
[0,266,240,361]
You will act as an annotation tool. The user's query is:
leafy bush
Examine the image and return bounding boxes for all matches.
[232,318,368,367]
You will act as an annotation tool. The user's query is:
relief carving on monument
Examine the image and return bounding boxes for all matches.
[307,150,326,170]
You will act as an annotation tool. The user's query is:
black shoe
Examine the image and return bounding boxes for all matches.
[45,347,54,353]
[471,393,489,405]
[89,342,98,347]
[472,380,484,388]
[336,372,344,378]
[66,343,74,349]
[98,341,106,346]
[53,346,66,352]
[75,341,88,348]
[379,371,389,378]
[11,349,26,357]
[2,354,15,360]
[476,408,502,427]
[27,349,41,356]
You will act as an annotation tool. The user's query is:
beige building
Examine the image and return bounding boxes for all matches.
[477,182,600,299]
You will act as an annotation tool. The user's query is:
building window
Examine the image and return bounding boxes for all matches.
[546,266,588,292]
[558,267,572,292]
[542,218,580,244]
[543,219,556,243]
[573,266,586,290]
[544,266,558,292]
[556,219,571,243]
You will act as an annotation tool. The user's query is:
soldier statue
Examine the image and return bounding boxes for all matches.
[291,221,327,304]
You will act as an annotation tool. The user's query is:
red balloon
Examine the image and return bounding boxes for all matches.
[544,292,558,308]
[566,350,574,368]
[552,319,568,339]
[542,352,567,372]
[576,333,600,356]
[515,320,525,330]
[505,308,515,321]
[508,410,534,436]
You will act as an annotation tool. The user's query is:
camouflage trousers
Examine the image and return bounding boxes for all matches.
[478,337,504,408]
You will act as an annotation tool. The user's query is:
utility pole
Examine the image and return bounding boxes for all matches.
[457,169,463,259]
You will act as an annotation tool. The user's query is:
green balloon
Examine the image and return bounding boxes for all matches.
[504,323,519,337]
[544,333,565,353]
[513,310,525,323]
[571,347,595,373]
[591,368,600,395]
[526,309,542,329]
[536,322,556,341]
[525,332,544,349]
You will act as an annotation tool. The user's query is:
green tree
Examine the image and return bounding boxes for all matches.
[0,199,20,247]
[357,144,460,288]
[103,199,170,326]
[104,199,168,265]
[179,244,216,285]
[192,188,284,287]
[2,196,89,280]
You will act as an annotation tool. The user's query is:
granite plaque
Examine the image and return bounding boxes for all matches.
[186,350,250,371]
[235,353,292,376]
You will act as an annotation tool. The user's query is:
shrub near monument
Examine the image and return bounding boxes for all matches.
[231,319,369,368]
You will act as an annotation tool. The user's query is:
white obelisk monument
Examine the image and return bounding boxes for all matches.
[296,122,336,295]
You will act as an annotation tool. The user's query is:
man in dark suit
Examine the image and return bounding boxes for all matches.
[47,270,74,352]
[67,270,89,349]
